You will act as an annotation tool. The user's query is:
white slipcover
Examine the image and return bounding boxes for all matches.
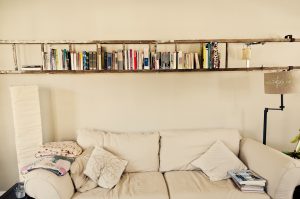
[72,172,169,199]
[25,169,74,199]
[159,129,241,171]
[76,129,160,172]
[164,171,270,199]
[239,138,300,199]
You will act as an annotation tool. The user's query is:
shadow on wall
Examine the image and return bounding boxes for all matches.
[39,87,54,143]
[50,88,77,141]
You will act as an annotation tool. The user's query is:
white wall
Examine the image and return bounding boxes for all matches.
[1,0,300,190]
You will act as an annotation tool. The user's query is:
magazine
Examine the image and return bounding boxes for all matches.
[230,172,265,193]
[228,170,266,187]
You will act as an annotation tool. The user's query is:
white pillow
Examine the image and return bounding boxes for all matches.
[84,147,128,189]
[191,140,247,181]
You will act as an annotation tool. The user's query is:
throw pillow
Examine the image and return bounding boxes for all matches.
[84,147,128,189]
[191,140,247,181]
[70,147,97,192]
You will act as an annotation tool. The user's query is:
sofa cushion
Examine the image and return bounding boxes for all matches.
[164,171,270,199]
[191,140,247,181]
[159,129,241,172]
[72,172,169,199]
[76,129,160,172]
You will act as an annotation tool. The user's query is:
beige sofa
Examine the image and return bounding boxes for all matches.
[24,129,300,199]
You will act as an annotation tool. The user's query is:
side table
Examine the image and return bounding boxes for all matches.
[0,184,33,199]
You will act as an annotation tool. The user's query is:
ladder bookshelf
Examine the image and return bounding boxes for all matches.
[0,36,299,74]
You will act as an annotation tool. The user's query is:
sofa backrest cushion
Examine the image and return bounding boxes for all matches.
[76,129,160,172]
[159,129,241,172]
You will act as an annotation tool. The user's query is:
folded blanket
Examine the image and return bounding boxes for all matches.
[21,156,74,176]
[35,141,82,158]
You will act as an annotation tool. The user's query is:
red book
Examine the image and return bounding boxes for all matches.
[134,51,137,70]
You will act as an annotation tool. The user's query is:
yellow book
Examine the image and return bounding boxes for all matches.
[203,44,207,69]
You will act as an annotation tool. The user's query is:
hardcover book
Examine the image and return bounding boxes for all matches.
[143,48,150,70]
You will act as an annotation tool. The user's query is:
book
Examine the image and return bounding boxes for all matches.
[195,53,200,69]
[143,48,150,70]
[231,176,265,193]
[134,50,137,70]
[97,46,102,70]
[124,49,128,70]
[107,52,112,70]
[21,65,42,71]
[177,51,183,69]
[138,50,143,70]
[150,52,156,70]
[203,44,208,69]
[211,42,220,69]
[228,170,266,187]
[117,50,123,70]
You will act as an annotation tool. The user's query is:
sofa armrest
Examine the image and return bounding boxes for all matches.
[24,169,75,199]
[239,138,300,199]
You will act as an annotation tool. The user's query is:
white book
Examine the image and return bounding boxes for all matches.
[57,50,62,70]
[70,52,74,70]
[97,47,102,70]
[190,53,194,69]
[44,45,51,70]
[173,52,177,69]
[117,50,123,70]
[177,51,183,69]
[114,52,118,70]
[138,50,143,70]
[195,53,200,69]
[74,52,78,70]
[184,53,189,69]
[143,48,150,70]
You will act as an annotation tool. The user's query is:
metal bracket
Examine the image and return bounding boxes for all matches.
[284,35,295,42]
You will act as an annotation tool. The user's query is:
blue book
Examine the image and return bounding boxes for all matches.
[107,53,112,70]
[207,43,212,69]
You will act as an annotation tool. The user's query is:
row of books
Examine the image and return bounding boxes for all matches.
[44,49,98,71]
[24,42,221,71]
[228,170,266,193]
[101,50,202,71]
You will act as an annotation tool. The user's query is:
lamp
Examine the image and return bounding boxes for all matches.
[263,70,296,145]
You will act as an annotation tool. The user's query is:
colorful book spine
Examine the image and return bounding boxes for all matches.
[143,48,150,70]
[117,50,123,70]
[107,53,112,70]
[97,46,102,70]
[134,51,137,70]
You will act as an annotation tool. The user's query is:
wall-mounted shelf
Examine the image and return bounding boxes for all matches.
[1,67,299,75]
[0,36,299,74]
[0,38,299,44]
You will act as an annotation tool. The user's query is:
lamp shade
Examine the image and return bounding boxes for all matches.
[264,71,295,94]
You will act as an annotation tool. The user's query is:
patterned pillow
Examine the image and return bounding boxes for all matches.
[70,147,97,192]
[84,147,128,189]
[36,141,82,158]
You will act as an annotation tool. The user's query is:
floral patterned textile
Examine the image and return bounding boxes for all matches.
[35,141,83,158]
[21,155,74,176]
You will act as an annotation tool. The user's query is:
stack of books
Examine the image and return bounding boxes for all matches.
[228,170,266,193]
